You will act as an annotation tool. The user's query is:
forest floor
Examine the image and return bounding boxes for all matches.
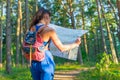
[54,67,95,80]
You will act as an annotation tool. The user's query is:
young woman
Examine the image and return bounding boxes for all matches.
[29,7,81,80]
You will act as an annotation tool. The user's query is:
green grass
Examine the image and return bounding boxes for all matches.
[56,62,84,70]
[54,56,94,71]
[0,63,87,80]
[0,67,32,80]
[0,64,84,80]
[76,64,120,80]
[1,63,120,80]
[0,57,87,80]
[0,57,95,80]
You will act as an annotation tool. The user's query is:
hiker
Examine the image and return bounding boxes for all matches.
[29,7,81,80]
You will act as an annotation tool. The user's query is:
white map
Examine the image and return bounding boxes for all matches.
[48,24,88,60]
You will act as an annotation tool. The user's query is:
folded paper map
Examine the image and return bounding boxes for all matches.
[48,24,88,60]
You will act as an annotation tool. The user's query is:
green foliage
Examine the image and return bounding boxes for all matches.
[77,68,120,80]
[77,53,120,80]
[96,52,113,72]
[0,67,32,80]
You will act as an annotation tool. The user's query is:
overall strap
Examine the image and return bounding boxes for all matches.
[35,24,51,49]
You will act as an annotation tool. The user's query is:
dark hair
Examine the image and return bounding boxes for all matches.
[30,7,51,30]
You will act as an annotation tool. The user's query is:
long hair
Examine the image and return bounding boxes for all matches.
[29,7,51,30]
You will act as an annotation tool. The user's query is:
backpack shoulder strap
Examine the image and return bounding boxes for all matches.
[35,24,44,32]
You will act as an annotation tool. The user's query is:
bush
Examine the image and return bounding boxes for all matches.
[76,53,120,80]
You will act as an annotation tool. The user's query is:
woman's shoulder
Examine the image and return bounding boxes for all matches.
[38,25,56,36]
[41,26,55,32]
[45,26,55,32]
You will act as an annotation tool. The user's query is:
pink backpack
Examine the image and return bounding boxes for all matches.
[22,25,46,62]
[23,35,45,61]
[23,34,45,62]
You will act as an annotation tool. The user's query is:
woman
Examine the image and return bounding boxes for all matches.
[29,7,81,80]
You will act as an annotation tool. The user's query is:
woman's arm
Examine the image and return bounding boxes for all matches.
[50,30,81,52]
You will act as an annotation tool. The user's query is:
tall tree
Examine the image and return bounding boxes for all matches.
[6,0,12,73]
[107,0,120,43]
[0,1,3,68]
[96,0,108,54]
[25,0,29,30]
[116,0,120,42]
[20,1,24,66]
[33,0,38,14]
[81,0,88,61]
[99,0,118,64]
[16,0,22,66]
[61,0,76,29]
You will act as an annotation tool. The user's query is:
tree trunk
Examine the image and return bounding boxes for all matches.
[116,0,120,42]
[0,2,3,68]
[112,32,119,58]
[96,0,108,54]
[97,29,100,53]
[6,0,12,73]
[91,17,97,56]
[108,0,120,42]
[19,2,24,66]
[106,23,118,64]
[25,0,30,67]
[21,20,25,66]
[71,13,76,29]
[68,0,75,29]
[81,0,88,61]
[25,0,29,30]
[33,0,38,14]
[16,0,21,67]
[99,0,118,64]
[65,0,83,63]
[81,0,89,61]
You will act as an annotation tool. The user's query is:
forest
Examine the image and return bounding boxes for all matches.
[0,0,120,80]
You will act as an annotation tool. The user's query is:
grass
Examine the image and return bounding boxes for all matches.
[4,55,118,80]
[0,67,32,80]
[76,64,120,80]
[0,64,86,80]
[54,56,94,71]
[0,56,90,80]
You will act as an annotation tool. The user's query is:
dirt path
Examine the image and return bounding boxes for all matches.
[54,68,93,80]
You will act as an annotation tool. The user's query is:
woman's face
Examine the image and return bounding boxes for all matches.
[43,13,51,25]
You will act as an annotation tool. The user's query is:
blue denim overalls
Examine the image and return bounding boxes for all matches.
[30,25,55,80]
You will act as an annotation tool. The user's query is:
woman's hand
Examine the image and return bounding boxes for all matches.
[75,37,81,46]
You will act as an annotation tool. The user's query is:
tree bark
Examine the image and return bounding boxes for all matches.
[96,30,100,53]
[0,2,3,68]
[116,0,120,42]
[25,0,29,30]
[19,2,24,66]
[16,0,21,67]
[96,0,108,54]
[33,0,38,14]
[81,0,89,61]
[6,0,12,73]
[25,0,30,67]
[112,32,118,58]
[21,20,25,66]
